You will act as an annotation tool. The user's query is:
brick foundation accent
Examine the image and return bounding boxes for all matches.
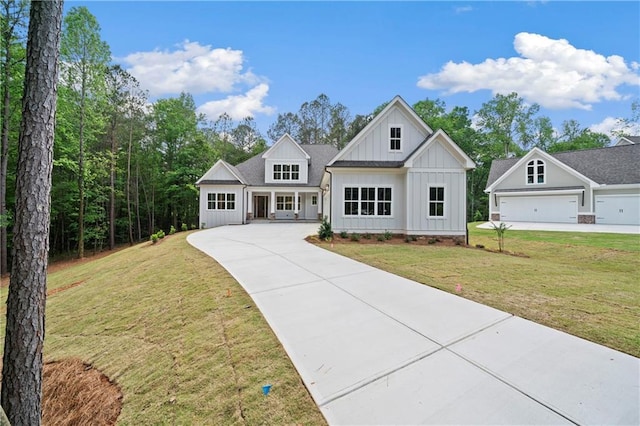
[246,212,253,221]
[578,214,595,224]
[491,213,500,221]
[269,213,275,220]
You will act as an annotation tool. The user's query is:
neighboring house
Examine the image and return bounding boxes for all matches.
[196,134,338,228]
[197,95,476,237]
[615,136,639,146]
[485,144,640,226]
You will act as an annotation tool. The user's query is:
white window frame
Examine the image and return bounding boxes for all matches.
[427,185,446,218]
[207,192,236,211]
[343,185,393,217]
[389,124,403,152]
[276,195,301,211]
[273,163,300,181]
[526,159,545,185]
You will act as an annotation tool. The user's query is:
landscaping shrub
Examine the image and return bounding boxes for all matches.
[169,225,176,235]
[404,236,412,243]
[318,217,333,241]
[363,233,371,240]
[350,233,360,242]
[157,230,166,239]
[340,230,348,239]
[383,230,392,240]
[428,238,437,244]
[377,234,386,242]
[181,223,188,232]
[150,233,159,244]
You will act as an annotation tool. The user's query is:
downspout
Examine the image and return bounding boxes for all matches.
[325,167,333,224]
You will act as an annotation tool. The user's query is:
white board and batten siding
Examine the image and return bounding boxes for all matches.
[406,141,468,235]
[340,109,429,162]
[331,171,406,233]
[199,185,243,228]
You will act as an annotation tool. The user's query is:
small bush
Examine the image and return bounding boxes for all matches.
[350,233,360,242]
[411,235,418,242]
[157,230,166,239]
[150,233,159,244]
[192,224,198,230]
[181,223,188,232]
[404,236,412,243]
[339,231,348,239]
[169,225,176,235]
[428,238,437,245]
[377,234,386,242]
[363,233,371,240]
[318,217,333,241]
[383,230,392,240]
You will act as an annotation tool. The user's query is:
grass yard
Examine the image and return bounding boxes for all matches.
[0,232,325,425]
[321,223,640,358]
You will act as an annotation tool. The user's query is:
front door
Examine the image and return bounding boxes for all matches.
[255,196,268,218]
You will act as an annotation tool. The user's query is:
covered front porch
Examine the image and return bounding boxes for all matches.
[247,188,323,221]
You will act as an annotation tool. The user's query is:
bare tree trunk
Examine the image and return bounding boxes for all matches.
[1,2,63,424]
[109,118,116,250]
[126,117,133,245]
[78,79,85,258]
[135,160,141,241]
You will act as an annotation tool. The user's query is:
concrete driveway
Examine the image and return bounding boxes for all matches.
[477,221,640,234]
[188,223,639,425]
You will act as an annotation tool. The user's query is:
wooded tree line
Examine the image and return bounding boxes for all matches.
[0,3,636,271]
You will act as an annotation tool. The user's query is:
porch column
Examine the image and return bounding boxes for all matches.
[294,190,299,218]
[247,190,253,220]
[317,190,322,215]
[270,191,275,219]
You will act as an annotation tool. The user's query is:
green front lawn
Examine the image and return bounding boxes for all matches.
[321,224,640,357]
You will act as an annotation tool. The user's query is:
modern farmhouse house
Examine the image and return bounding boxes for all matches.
[197,96,476,236]
[485,144,640,226]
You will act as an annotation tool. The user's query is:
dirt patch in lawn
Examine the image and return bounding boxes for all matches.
[42,358,122,426]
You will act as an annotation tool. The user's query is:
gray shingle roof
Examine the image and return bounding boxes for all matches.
[233,144,339,187]
[486,144,640,188]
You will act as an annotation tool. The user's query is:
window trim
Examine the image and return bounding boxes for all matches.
[273,163,301,181]
[311,195,318,206]
[389,124,403,152]
[526,159,545,185]
[207,192,236,211]
[276,195,301,211]
[427,185,446,218]
[343,185,393,217]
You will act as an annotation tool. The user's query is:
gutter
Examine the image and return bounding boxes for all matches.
[325,167,333,223]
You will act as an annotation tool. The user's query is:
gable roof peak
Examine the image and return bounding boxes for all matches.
[262,133,310,159]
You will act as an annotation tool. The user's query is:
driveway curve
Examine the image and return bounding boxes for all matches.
[188,223,639,425]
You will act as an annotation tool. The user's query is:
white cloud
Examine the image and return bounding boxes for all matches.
[455,6,473,14]
[589,116,640,138]
[198,83,275,121]
[122,40,261,96]
[417,32,640,110]
[121,40,275,120]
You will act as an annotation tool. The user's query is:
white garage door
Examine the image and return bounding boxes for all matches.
[500,195,578,223]
[595,195,640,225]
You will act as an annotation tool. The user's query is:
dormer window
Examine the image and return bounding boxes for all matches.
[389,125,402,151]
[527,159,545,184]
[273,163,300,181]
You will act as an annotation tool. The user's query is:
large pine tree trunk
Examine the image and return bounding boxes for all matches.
[1,1,63,424]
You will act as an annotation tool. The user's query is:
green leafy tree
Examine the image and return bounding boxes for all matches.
[60,6,111,258]
[475,92,539,157]
[0,0,28,275]
[267,111,300,143]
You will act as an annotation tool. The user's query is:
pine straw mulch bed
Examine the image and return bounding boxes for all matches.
[42,358,122,426]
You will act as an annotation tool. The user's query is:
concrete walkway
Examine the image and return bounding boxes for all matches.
[188,224,639,425]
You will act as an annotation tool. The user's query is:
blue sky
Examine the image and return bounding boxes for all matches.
[68,1,640,141]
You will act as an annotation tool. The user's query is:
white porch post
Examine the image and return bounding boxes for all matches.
[317,190,322,215]
[294,190,299,217]
[270,191,275,219]
[247,190,253,220]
